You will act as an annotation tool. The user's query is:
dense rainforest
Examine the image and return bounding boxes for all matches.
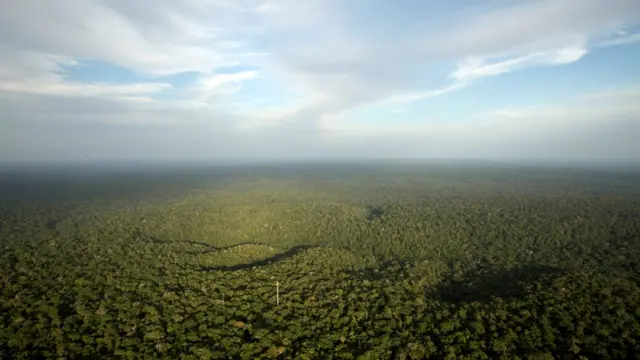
[1,163,640,359]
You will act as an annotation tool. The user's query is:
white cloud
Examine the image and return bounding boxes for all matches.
[582,87,640,101]
[333,88,640,161]
[596,31,640,47]
[0,49,74,83]
[200,71,258,89]
[0,48,172,102]
[246,0,640,131]
[0,81,171,97]
[1,87,638,162]
[435,0,640,57]
[191,71,259,101]
[0,0,640,162]
[0,0,258,75]
[476,88,640,136]
[254,2,284,13]
[452,44,589,82]
[385,83,468,106]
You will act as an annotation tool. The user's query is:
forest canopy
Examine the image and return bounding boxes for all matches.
[1,163,639,359]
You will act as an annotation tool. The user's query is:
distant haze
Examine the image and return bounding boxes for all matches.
[1,0,640,163]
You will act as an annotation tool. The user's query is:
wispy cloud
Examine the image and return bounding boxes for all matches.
[452,45,588,82]
[190,70,259,102]
[0,81,171,97]
[596,30,640,47]
[0,0,639,162]
[254,2,284,13]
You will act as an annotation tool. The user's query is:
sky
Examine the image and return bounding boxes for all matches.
[1,0,640,163]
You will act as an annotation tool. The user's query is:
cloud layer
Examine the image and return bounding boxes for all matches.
[1,0,639,162]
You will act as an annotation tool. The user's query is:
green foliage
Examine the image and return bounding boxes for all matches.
[1,165,640,359]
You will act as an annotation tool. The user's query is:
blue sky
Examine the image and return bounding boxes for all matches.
[1,0,640,162]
